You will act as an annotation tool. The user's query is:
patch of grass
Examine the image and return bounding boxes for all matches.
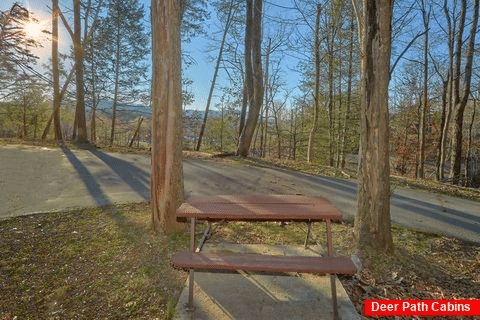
[164,296,176,320]
[391,174,480,202]
[208,220,356,254]
[0,138,151,155]
[0,203,189,319]
[182,150,214,159]
[242,157,355,179]
[0,138,60,149]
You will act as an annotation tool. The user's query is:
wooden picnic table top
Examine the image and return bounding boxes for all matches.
[176,195,343,222]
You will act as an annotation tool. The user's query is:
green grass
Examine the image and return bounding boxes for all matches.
[0,203,189,320]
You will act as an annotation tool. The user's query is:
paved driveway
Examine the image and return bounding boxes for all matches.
[1,145,479,243]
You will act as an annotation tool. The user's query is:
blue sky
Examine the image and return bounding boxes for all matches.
[1,0,306,112]
[3,0,436,112]
[180,1,306,112]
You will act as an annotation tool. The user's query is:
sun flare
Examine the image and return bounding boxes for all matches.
[24,19,48,40]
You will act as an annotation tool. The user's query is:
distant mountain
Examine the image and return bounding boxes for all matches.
[86,100,150,122]
[183,109,222,119]
[86,100,223,122]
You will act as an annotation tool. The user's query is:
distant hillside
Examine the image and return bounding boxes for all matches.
[86,99,224,122]
[86,100,150,122]
[183,109,222,119]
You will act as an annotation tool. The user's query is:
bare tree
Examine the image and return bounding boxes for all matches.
[196,0,235,151]
[51,0,63,141]
[260,38,271,158]
[354,0,393,253]
[416,0,430,179]
[99,0,149,146]
[237,0,263,156]
[436,0,456,181]
[339,8,356,169]
[465,97,476,187]
[449,0,479,185]
[73,0,88,143]
[307,4,321,163]
[238,0,253,139]
[42,0,102,142]
[270,91,290,158]
[150,0,184,233]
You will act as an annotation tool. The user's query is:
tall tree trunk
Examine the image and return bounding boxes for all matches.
[237,0,263,157]
[291,106,297,160]
[260,38,271,158]
[273,105,281,159]
[33,115,38,139]
[238,0,253,140]
[355,0,393,253]
[196,0,234,151]
[439,76,453,182]
[258,109,264,154]
[22,96,27,139]
[90,59,98,143]
[91,97,97,143]
[42,60,73,141]
[51,0,63,142]
[335,64,342,168]
[150,0,184,234]
[42,113,53,140]
[110,26,121,146]
[220,103,224,151]
[435,73,449,181]
[263,100,269,157]
[449,0,479,184]
[73,0,88,143]
[307,4,321,163]
[438,0,455,181]
[340,13,355,169]
[327,33,334,167]
[129,117,144,148]
[239,85,248,140]
[416,1,430,179]
[465,99,476,187]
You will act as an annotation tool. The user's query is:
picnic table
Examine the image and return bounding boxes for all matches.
[172,195,358,319]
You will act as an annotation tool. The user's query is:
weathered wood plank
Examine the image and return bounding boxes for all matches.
[176,195,343,222]
[172,252,357,275]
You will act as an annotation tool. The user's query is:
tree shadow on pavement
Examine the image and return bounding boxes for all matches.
[89,149,150,200]
[391,193,480,236]
[271,168,480,243]
[61,146,112,206]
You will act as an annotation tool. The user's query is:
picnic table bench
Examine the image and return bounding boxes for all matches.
[172,195,359,319]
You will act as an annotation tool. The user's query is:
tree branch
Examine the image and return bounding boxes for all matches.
[390,30,427,76]
[58,9,74,40]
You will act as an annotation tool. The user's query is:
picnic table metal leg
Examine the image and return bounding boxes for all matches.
[187,218,196,312]
[330,274,338,319]
[196,222,212,252]
[326,219,339,320]
[304,222,312,248]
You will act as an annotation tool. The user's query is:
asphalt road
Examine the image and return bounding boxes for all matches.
[1,145,479,243]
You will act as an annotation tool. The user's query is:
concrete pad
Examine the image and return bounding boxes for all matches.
[174,243,363,320]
